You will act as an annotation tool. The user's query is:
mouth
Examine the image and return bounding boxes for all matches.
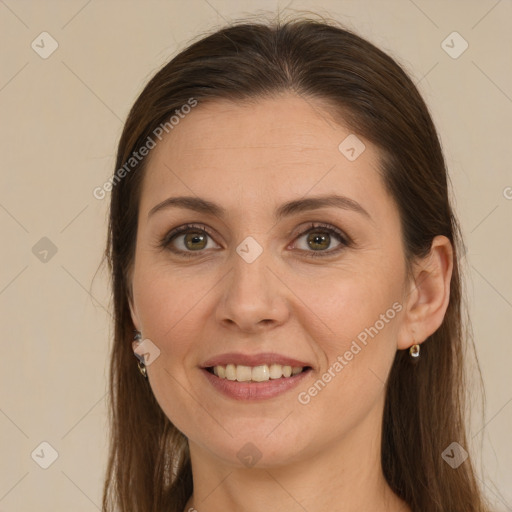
[201,363,313,401]
[200,352,314,400]
[205,363,312,382]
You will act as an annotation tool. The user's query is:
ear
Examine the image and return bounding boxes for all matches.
[396,235,454,350]
[127,283,141,332]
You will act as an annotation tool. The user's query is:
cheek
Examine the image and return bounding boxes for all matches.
[293,303,400,449]
[132,259,209,347]
[131,264,210,436]
[293,269,402,411]
[296,264,402,354]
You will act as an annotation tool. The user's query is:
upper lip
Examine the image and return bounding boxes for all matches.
[201,352,312,369]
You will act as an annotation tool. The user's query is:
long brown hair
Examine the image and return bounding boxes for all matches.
[102,15,490,512]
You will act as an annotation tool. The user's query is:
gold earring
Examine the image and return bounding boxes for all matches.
[136,359,147,378]
[133,330,148,379]
[409,343,420,358]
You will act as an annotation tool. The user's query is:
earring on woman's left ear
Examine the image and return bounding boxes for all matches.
[409,343,420,359]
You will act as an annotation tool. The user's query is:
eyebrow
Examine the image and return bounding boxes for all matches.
[147,194,372,222]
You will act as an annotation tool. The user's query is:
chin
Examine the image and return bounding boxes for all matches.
[193,427,310,469]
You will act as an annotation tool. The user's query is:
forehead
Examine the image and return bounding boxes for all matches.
[139,94,391,220]
[151,94,364,164]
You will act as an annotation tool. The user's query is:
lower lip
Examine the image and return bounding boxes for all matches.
[201,367,312,401]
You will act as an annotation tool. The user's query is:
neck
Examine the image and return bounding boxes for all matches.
[182,395,410,512]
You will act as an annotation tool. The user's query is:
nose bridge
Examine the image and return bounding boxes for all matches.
[217,235,288,330]
[230,235,275,305]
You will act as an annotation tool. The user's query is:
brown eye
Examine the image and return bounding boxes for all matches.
[182,231,208,251]
[293,223,350,258]
[306,231,331,251]
[161,224,220,256]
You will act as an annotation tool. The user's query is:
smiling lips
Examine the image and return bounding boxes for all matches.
[201,352,313,399]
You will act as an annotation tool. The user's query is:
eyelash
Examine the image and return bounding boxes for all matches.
[159,222,352,259]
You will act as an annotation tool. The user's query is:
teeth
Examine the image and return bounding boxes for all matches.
[225,364,236,380]
[213,365,226,378]
[252,365,270,382]
[236,365,252,382]
[269,363,283,379]
[211,364,304,382]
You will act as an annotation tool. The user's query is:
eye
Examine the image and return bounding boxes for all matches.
[292,222,350,258]
[160,223,220,256]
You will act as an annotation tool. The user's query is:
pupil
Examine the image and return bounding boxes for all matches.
[309,232,329,250]
[185,232,206,250]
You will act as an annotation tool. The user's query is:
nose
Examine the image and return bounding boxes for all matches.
[215,244,290,333]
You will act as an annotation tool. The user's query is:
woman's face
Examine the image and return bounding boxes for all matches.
[129,93,411,468]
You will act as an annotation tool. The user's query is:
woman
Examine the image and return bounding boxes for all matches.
[102,16,491,512]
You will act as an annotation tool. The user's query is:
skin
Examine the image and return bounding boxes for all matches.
[128,93,453,512]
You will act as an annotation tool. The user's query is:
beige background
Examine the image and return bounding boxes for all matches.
[0,0,511,510]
